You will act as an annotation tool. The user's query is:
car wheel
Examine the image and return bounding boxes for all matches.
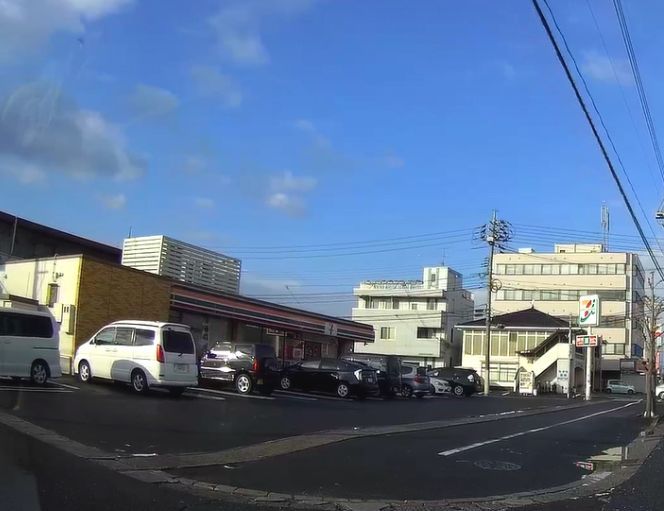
[627,389,634,395]
[235,374,253,395]
[30,361,49,386]
[131,370,149,394]
[78,361,92,383]
[401,385,413,398]
[659,391,664,401]
[606,388,612,394]
[280,376,292,390]
[453,385,465,397]
[336,382,350,398]
[168,387,185,397]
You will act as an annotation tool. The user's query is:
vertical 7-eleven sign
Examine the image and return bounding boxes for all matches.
[579,294,600,327]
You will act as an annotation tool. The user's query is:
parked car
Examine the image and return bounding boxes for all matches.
[200,343,279,395]
[428,373,452,395]
[400,365,431,398]
[0,307,61,385]
[74,321,198,395]
[606,379,636,395]
[340,353,402,398]
[280,358,379,399]
[657,382,664,401]
[428,367,482,397]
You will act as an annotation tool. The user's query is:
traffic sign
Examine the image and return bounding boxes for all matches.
[579,295,599,326]
[576,335,599,347]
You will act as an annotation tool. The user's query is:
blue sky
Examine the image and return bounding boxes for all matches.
[2,0,664,315]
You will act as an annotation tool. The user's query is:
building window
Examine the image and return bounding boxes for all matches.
[46,283,59,307]
[427,299,437,310]
[604,343,626,355]
[411,303,418,310]
[417,327,440,339]
[380,327,395,340]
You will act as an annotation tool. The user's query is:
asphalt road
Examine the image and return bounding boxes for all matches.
[0,376,652,509]
[0,376,583,456]
[172,400,644,500]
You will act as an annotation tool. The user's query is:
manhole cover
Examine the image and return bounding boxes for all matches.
[473,460,521,471]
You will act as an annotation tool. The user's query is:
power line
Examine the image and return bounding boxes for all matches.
[613,0,664,190]
[532,0,664,284]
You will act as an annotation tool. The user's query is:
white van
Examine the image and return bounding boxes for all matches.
[0,307,61,384]
[74,320,198,395]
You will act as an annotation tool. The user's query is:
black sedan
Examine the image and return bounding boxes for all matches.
[280,358,380,399]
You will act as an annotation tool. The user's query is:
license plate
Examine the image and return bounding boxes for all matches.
[174,364,188,373]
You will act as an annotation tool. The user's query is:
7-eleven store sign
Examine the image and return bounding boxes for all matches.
[579,295,599,327]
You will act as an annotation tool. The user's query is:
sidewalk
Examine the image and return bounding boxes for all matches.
[522,429,663,511]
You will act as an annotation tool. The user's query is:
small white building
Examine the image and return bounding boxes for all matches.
[352,266,474,366]
[122,235,241,294]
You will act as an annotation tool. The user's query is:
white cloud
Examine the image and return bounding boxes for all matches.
[190,65,243,108]
[0,158,47,184]
[265,170,316,217]
[0,81,145,180]
[182,155,207,174]
[270,170,317,192]
[0,0,132,62]
[100,192,126,209]
[127,84,179,118]
[194,196,215,209]
[292,118,330,148]
[581,50,633,86]
[208,0,315,66]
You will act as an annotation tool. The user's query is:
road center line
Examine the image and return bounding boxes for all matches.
[438,400,641,456]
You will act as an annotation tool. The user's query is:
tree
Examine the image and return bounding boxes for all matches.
[636,278,664,418]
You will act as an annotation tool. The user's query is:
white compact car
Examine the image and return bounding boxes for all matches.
[0,307,61,384]
[74,320,198,395]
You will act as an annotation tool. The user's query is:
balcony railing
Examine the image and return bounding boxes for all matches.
[358,280,424,290]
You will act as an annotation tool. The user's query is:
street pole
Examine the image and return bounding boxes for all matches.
[585,342,592,401]
[567,313,573,399]
[483,211,497,396]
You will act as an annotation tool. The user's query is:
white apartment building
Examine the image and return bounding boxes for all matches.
[352,266,474,366]
[122,235,241,294]
[491,243,645,379]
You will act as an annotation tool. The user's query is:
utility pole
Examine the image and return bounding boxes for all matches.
[480,212,513,395]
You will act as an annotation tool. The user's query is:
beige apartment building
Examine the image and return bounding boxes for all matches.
[491,243,645,380]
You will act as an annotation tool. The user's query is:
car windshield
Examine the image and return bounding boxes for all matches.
[2,2,659,509]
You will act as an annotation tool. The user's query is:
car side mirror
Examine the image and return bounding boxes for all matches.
[90,339,96,345]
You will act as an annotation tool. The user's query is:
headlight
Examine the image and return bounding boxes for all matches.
[354,369,362,381]
[468,374,475,382]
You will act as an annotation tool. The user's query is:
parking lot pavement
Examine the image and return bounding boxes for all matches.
[0,376,593,458]
[170,400,645,501]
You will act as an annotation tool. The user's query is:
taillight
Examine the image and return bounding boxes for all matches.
[415,375,427,384]
[156,345,165,363]
[252,358,260,372]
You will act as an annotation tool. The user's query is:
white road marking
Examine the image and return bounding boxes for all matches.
[50,381,80,390]
[0,387,72,393]
[186,387,274,400]
[272,391,318,401]
[185,393,226,401]
[438,401,641,457]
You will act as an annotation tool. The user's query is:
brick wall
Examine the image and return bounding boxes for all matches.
[75,257,171,349]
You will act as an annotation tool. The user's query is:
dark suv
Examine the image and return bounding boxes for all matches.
[199,343,279,395]
[280,358,379,399]
[341,353,402,398]
[428,367,482,397]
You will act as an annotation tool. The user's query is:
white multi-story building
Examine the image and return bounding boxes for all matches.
[122,235,241,294]
[491,243,645,379]
[352,266,474,366]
